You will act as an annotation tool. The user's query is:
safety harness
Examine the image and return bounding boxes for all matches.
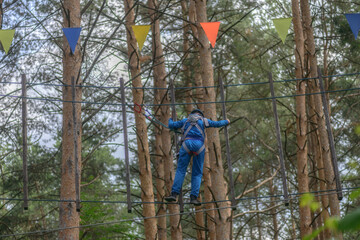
[180,114,209,156]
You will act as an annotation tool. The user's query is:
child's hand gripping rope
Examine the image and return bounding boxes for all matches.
[134,103,180,133]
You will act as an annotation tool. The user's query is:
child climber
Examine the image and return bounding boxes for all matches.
[165,109,230,206]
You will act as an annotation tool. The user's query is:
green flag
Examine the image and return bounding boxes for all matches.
[0,30,15,54]
[272,18,292,44]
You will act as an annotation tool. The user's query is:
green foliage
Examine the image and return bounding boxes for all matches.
[337,208,360,232]
[355,125,360,136]
[300,193,320,212]
[303,191,360,240]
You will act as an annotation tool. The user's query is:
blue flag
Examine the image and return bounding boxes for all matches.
[345,13,360,39]
[62,27,82,54]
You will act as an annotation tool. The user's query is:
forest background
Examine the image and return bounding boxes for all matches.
[0,0,359,239]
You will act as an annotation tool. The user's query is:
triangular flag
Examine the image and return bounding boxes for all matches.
[200,22,220,48]
[132,25,151,51]
[62,27,82,54]
[0,30,15,54]
[345,13,360,39]
[272,18,292,44]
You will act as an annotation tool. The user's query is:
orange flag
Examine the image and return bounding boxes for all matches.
[200,22,220,48]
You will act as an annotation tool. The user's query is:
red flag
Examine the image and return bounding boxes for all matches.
[200,22,220,48]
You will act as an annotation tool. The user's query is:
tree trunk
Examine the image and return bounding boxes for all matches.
[308,149,321,240]
[268,169,278,240]
[190,1,215,238]
[123,1,157,239]
[255,189,262,240]
[182,0,193,115]
[290,200,297,239]
[309,114,331,239]
[59,0,82,239]
[148,0,167,238]
[291,0,312,237]
[0,0,3,28]
[149,0,183,238]
[182,1,205,239]
[194,0,231,239]
[299,3,342,239]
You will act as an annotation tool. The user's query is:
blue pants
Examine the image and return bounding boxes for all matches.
[171,140,205,197]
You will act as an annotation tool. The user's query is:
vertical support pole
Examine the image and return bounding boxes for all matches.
[71,77,81,212]
[120,78,132,213]
[21,74,28,210]
[268,72,289,206]
[170,80,184,212]
[218,76,236,210]
[317,67,343,200]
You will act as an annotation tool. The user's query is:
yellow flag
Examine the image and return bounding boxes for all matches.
[0,30,15,54]
[272,18,292,44]
[132,25,151,51]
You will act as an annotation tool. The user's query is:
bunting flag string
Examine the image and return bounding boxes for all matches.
[200,22,221,48]
[62,27,82,54]
[0,30,15,54]
[132,25,151,51]
[345,13,360,39]
[2,14,359,57]
[272,18,292,44]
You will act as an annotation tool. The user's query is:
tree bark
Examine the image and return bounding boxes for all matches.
[268,169,278,240]
[255,189,262,240]
[189,1,215,238]
[309,114,331,239]
[59,0,82,239]
[299,3,342,239]
[291,0,312,237]
[149,0,183,238]
[181,1,205,238]
[123,1,157,239]
[149,0,167,238]
[182,0,193,115]
[194,0,231,239]
[0,0,3,29]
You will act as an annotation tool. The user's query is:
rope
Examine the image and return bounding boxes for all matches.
[0,86,359,107]
[0,188,354,238]
[0,187,358,205]
[0,72,359,90]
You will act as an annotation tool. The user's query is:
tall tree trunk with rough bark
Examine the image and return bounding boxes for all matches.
[182,0,193,115]
[0,0,3,28]
[59,0,82,239]
[255,189,262,240]
[189,1,215,238]
[310,122,330,239]
[299,3,342,239]
[268,168,278,240]
[123,1,157,239]
[195,0,231,238]
[291,0,312,237]
[181,1,205,239]
[149,0,183,238]
[149,0,167,238]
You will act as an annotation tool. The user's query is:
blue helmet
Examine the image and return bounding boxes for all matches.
[191,109,204,117]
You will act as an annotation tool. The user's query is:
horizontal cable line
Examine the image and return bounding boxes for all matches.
[0,187,357,205]
[0,72,359,90]
[0,189,353,238]
[0,87,359,107]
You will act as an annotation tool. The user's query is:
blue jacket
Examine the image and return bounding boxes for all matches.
[168,117,229,142]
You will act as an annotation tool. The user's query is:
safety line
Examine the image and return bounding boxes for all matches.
[0,187,358,205]
[0,72,359,90]
[0,86,359,107]
[0,189,354,238]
